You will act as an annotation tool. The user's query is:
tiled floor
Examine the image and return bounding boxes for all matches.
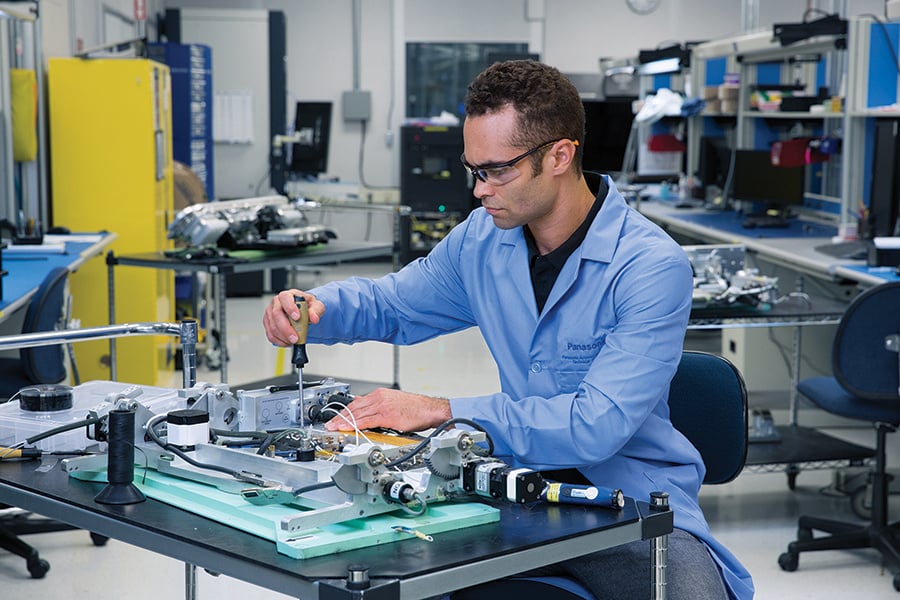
[3,261,900,598]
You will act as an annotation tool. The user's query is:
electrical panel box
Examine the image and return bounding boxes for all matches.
[342,90,372,121]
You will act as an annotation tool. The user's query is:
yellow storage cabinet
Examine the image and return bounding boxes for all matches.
[49,57,175,386]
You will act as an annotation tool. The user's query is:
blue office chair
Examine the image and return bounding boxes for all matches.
[778,281,900,591]
[0,266,104,579]
[0,266,69,400]
[452,351,748,599]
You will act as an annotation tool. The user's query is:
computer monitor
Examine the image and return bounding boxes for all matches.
[696,136,731,194]
[581,98,636,175]
[868,120,900,237]
[731,149,805,215]
[289,101,332,178]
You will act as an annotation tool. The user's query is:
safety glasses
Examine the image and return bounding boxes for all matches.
[460,139,578,186]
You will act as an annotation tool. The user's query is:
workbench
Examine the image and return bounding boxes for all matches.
[642,199,887,487]
[0,233,116,323]
[0,457,672,600]
[638,199,899,288]
[689,296,874,485]
[105,240,394,383]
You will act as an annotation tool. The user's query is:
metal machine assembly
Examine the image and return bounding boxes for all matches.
[166,194,336,250]
[0,321,625,565]
[686,244,780,308]
[27,378,543,537]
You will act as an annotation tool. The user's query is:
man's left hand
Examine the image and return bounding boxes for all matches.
[323,388,452,433]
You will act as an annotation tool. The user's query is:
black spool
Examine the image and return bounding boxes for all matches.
[94,409,146,505]
[18,384,73,412]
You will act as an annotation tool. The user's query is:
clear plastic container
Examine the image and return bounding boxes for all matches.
[0,380,183,452]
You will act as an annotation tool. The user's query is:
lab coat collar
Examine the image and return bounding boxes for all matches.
[494,172,625,260]
[579,173,628,265]
[496,173,626,318]
[538,174,625,315]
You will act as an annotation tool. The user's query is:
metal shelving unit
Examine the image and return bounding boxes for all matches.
[689,16,900,230]
[0,3,47,228]
[679,18,900,489]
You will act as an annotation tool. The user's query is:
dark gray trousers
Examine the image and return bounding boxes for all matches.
[452,529,730,600]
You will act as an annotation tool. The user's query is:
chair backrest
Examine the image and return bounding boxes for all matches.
[20,266,69,384]
[668,351,748,485]
[833,281,900,402]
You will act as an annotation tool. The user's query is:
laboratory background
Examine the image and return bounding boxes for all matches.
[1,0,900,598]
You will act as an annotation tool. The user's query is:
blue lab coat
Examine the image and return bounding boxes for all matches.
[307,176,754,600]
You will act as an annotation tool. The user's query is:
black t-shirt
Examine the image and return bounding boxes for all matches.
[524,173,608,314]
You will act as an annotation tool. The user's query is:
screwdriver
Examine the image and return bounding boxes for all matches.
[289,295,310,428]
[0,446,42,460]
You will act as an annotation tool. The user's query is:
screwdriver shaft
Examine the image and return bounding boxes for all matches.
[289,296,310,428]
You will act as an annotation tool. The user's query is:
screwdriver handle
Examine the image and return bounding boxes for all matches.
[0,446,42,460]
[290,295,310,368]
[289,295,309,345]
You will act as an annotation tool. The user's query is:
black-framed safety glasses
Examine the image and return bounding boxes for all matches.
[460,139,579,186]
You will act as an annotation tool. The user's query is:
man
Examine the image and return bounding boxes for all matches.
[264,60,753,600]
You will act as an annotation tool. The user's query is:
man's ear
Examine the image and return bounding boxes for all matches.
[549,139,578,174]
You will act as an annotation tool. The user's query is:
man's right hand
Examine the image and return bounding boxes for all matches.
[263,289,326,347]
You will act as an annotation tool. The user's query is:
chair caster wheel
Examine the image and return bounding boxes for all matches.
[89,532,109,546]
[26,556,50,579]
[786,465,799,490]
[778,551,799,572]
[850,486,872,521]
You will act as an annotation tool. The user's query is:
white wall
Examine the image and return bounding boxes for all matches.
[158,0,887,189]
[42,0,164,54]
[43,0,892,190]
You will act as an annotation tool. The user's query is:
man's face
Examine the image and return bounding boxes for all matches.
[462,107,557,230]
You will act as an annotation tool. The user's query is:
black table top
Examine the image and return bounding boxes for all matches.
[107,240,394,275]
[689,293,848,328]
[0,457,666,599]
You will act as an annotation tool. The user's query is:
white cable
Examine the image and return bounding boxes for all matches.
[320,402,373,446]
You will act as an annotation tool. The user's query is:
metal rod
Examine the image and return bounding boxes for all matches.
[216,273,228,383]
[107,256,118,380]
[34,2,49,227]
[789,275,805,426]
[185,563,197,600]
[649,491,670,600]
[0,322,183,352]
[651,533,668,600]
[0,321,197,388]
[180,320,199,389]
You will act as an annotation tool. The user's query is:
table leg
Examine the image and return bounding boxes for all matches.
[107,260,117,381]
[185,563,197,600]
[789,323,802,426]
[651,532,668,600]
[215,272,228,383]
[649,491,670,600]
[788,275,805,426]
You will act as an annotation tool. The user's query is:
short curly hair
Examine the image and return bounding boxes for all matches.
[464,60,584,174]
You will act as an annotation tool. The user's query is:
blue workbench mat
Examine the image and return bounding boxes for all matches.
[839,264,900,282]
[671,210,837,238]
[71,468,500,559]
